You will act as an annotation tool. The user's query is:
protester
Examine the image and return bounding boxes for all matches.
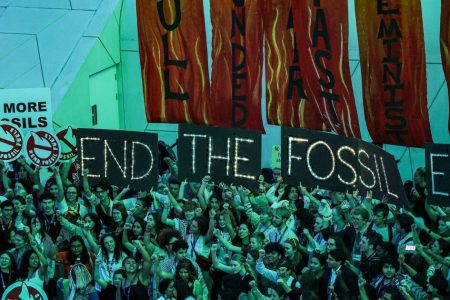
[0,152,448,300]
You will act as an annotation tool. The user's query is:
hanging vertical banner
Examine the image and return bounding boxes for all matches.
[136,0,211,125]
[291,0,361,138]
[263,1,324,130]
[355,0,432,147]
[210,0,265,132]
[441,0,450,133]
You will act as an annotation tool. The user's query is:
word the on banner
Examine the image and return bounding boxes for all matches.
[0,88,53,136]
[281,127,408,208]
[76,129,158,190]
[425,143,450,207]
[178,125,261,189]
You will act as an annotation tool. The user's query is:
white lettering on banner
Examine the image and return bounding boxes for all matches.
[104,140,128,178]
[183,134,208,173]
[287,136,398,194]
[183,134,257,180]
[430,153,449,197]
[208,136,231,175]
[288,137,308,175]
[234,137,255,180]
[80,137,101,178]
[131,141,154,180]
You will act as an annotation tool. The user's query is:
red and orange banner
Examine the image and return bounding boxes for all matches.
[210,0,265,132]
[263,1,324,130]
[291,0,360,138]
[136,0,211,125]
[441,0,450,133]
[355,0,432,147]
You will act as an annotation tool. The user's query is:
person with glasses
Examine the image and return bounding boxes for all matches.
[350,207,370,267]
[82,169,113,225]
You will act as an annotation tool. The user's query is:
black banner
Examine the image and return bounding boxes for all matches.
[281,127,408,208]
[178,125,261,189]
[76,129,158,191]
[425,143,450,207]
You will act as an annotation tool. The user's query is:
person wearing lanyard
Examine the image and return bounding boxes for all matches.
[267,207,298,244]
[323,249,358,300]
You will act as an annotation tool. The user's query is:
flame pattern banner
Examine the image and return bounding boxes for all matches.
[441,0,450,133]
[136,0,211,125]
[210,0,265,132]
[291,0,361,138]
[355,0,432,147]
[263,0,324,130]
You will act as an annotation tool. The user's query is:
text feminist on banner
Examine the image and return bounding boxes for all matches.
[263,1,324,130]
[291,0,361,138]
[178,125,262,190]
[281,127,409,209]
[136,0,211,125]
[425,143,450,207]
[76,129,158,190]
[355,0,432,147]
[210,0,265,132]
[441,0,450,133]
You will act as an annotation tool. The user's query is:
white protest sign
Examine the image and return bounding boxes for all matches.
[0,88,53,136]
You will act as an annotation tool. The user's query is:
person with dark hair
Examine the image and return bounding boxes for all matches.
[28,215,56,259]
[57,212,102,253]
[255,251,301,299]
[0,251,17,295]
[38,192,61,243]
[370,255,427,299]
[0,200,15,251]
[211,246,253,300]
[360,232,383,280]
[322,249,359,299]
[371,203,394,243]
[157,278,177,300]
[350,207,371,267]
[95,267,125,299]
[17,239,48,288]
[393,213,415,253]
[55,235,96,278]
[118,240,152,299]
[174,258,203,299]
[95,234,126,292]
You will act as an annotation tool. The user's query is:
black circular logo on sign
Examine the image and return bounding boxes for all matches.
[0,122,23,162]
[26,131,60,166]
[56,126,77,161]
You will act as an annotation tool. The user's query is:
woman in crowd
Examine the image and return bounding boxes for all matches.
[0,252,16,295]
[95,233,126,291]
[118,240,151,299]
[17,240,48,288]
[55,235,96,278]
[1,155,450,299]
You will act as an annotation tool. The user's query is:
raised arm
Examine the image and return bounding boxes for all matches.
[135,240,152,283]
[50,166,65,202]
[30,237,48,278]
[211,244,233,273]
[161,199,176,227]
[213,228,243,254]
[122,222,135,253]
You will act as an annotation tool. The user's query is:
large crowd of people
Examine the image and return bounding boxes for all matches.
[0,152,448,300]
